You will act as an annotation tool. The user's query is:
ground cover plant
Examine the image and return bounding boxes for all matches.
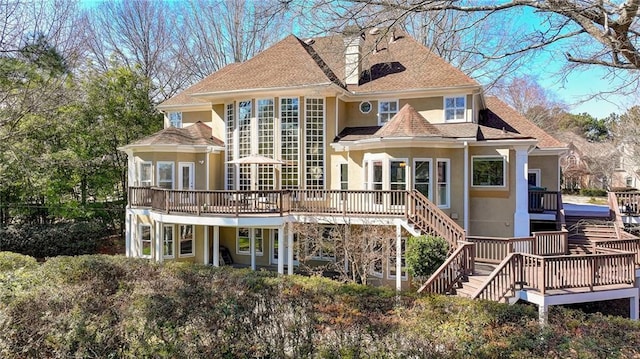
[1,253,640,358]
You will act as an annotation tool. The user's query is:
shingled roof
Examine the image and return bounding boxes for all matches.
[125,122,224,147]
[375,104,441,137]
[160,30,480,107]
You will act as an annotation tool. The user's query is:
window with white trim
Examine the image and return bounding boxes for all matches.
[371,237,384,277]
[157,162,174,189]
[179,224,194,257]
[226,103,235,190]
[237,228,263,255]
[305,98,324,196]
[472,156,506,187]
[378,100,398,124]
[390,160,407,205]
[414,159,431,200]
[281,97,299,190]
[627,176,633,187]
[437,159,450,208]
[387,237,407,280]
[444,96,466,122]
[257,99,275,191]
[168,112,182,128]
[139,224,151,258]
[163,224,174,258]
[312,227,336,261]
[238,100,252,191]
[139,161,152,187]
[340,163,348,190]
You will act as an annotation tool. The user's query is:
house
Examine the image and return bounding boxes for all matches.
[120,29,640,321]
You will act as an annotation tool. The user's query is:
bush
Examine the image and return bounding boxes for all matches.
[0,221,107,258]
[0,252,37,272]
[580,188,607,197]
[610,187,638,193]
[406,235,449,278]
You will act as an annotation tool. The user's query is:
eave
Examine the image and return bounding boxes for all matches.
[191,83,348,103]
[117,144,225,154]
[342,84,483,101]
[157,103,213,112]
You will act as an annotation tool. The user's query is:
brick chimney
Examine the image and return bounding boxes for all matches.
[343,27,363,86]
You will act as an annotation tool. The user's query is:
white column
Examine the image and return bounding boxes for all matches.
[631,292,639,320]
[538,304,549,326]
[125,213,132,257]
[287,223,294,275]
[213,226,220,267]
[396,224,402,292]
[463,142,469,232]
[155,221,163,263]
[278,226,285,274]
[250,230,256,270]
[204,225,209,265]
[513,146,531,236]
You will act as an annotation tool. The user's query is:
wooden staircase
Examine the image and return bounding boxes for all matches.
[567,219,618,254]
[453,263,495,299]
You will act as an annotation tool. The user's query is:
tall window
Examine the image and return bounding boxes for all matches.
[340,163,348,190]
[444,96,466,122]
[179,225,194,257]
[157,162,174,189]
[308,227,335,261]
[238,101,252,191]
[372,161,383,204]
[388,237,407,279]
[437,159,450,208]
[281,98,299,190]
[414,160,431,199]
[163,224,174,258]
[472,156,505,187]
[237,228,263,255]
[378,100,398,124]
[305,98,324,195]
[257,99,275,190]
[168,112,182,128]
[139,162,152,187]
[226,103,235,190]
[390,160,406,205]
[139,224,151,258]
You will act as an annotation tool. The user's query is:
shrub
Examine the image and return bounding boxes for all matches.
[580,188,607,197]
[0,252,37,272]
[0,221,107,258]
[406,235,449,278]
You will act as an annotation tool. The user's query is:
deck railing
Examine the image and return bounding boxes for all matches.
[467,230,568,263]
[407,190,466,251]
[472,251,635,300]
[129,187,153,207]
[288,189,407,216]
[528,190,561,213]
[417,241,475,294]
[611,191,640,216]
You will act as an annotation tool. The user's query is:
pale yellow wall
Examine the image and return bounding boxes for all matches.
[182,111,211,126]
[217,226,274,267]
[468,147,516,237]
[133,152,208,190]
[529,155,560,191]
[211,104,225,140]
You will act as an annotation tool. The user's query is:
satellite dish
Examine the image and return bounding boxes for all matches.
[369,27,380,35]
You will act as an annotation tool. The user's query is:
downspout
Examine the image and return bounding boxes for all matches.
[206,147,212,191]
[463,141,469,232]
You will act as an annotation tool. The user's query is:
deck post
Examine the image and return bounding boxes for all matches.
[396,224,402,292]
[250,230,256,270]
[630,290,640,320]
[287,223,294,275]
[213,226,220,267]
[513,146,530,236]
[203,225,209,265]
[155,221,163,263]
[278,225,285,274]
[125,213,132,257]
[538,304,549,325]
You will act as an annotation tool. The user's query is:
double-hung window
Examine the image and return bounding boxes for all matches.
[139,162,152,187]
[437,159,450,208]
[163,224,174,258]
[139,224,151,258]
[378,100,398,124]
[157,162,174,189]
[472,156,506,187]
[414,160,431,200]
[237,228,263,255]
[444,96,466,122]
[179,224,194,257]
[168,112,182,128]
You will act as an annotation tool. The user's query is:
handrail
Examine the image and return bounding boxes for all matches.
[417,241,475,294]
[406,189,466,251]
[472,253,520,302]
[608,192,625,239]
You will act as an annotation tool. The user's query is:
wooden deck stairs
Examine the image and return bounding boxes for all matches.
[453,263,496,299]
[567,219,618,254]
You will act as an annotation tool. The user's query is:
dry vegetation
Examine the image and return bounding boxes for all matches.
[1,252,640,358]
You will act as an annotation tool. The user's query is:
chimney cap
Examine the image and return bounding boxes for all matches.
[342,24,363,37]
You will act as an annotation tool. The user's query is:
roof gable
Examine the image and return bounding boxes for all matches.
[375,103,441,137]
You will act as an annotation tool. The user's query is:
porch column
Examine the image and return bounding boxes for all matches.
[631,293,639,320]
[204,225,209,265]
[250,230,256,270]
[278,225,285,274]
[513,146,531,236]
[125,213,132,257]
[538,304,549,326]
[287,223,294,275]
[213,226,220,267]
[396,224,402,292]
[155,221,163,263]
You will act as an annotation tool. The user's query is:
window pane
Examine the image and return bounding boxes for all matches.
[163,225,174,257]
[141,225,151,256]
[473,157,505,186]
[455,97,465,107]
[179,225,193,256]
[445,98,455,107]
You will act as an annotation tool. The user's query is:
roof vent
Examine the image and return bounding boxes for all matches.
[304,38,315,45]
[389,28,397,44]
[368,27,380,35]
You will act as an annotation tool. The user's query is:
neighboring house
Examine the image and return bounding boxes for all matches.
[119,30,567,291]
[555,131,623,190]
[613,141,640,189]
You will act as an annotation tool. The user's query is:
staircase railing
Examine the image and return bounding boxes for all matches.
[472,253,521,302]
[406,190,466,251]
[608,192,625,239]
[417,241,475,294]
